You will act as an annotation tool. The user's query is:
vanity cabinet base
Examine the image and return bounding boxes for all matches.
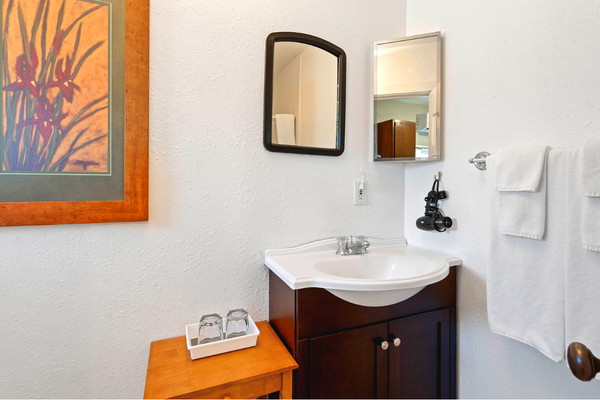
[268,268,457,399]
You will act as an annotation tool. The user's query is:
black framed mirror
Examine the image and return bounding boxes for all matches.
[263,32,346,156]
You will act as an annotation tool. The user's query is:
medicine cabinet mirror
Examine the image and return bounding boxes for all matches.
[374,32,441,162]
[263,32,346,156]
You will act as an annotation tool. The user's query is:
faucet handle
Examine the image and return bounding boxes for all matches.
[336,237,350,255]
[356,236,370,249]
[336,236,350,248]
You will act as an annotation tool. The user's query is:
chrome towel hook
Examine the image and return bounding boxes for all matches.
[469,151,491,170]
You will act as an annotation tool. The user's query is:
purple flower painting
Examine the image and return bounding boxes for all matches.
[2,0,109,173]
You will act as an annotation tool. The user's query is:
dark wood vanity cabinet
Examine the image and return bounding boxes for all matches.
[388,309,451,399]
[310,322,388,398]
[269,268,457,399]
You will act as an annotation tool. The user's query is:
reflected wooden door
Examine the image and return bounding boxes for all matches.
[377,119,394,159]
[394,121,416,158]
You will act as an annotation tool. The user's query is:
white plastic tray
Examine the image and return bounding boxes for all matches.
[185,315,260,360]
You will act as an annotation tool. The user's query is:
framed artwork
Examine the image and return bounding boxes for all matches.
[0,0,148,226]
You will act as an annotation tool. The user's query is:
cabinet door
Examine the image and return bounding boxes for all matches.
[394,120,416,158]
[377,119,394,158]
[310,322,388,399]
[388,309,451,399]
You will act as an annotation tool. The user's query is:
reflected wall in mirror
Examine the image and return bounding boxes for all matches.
[374,32,441,162]
[264,33,346,156]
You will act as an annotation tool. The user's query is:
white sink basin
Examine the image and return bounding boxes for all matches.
[265,238,461,307]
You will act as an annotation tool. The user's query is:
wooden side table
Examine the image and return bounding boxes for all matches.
[144,321,298,399]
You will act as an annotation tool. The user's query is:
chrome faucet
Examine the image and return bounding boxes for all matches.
[336,236,370,256]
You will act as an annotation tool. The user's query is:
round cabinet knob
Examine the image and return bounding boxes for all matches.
[393,338,401,347]
[568,342,600,381]
[376,154,382,159]
[381,341,389,350]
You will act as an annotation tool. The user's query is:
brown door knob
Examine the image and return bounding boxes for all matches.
[567,342,600,381]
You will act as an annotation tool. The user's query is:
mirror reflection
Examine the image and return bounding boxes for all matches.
[376,36,438,96]
[271,42,338,149]
[374,32,441,161]
[376,96,430,159]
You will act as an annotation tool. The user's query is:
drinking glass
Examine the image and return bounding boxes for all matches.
[198,314,223,344]
[225,309,249,339]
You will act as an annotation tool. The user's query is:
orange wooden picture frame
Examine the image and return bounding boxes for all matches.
[0,0,148,227]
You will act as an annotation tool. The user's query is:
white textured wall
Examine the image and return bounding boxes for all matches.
[405,1,600,398]
[0,0,407,398]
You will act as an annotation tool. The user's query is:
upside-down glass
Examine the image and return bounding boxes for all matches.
[225,309,249,339]
[198,314,223,344]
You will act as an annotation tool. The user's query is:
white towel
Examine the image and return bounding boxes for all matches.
[582,138,600,197]
[496,146,551,240]
[487,152,566,362]
[275,114,296,145]
[582,139,600,252]
[496,146,551,191]
[565,148,600,379]
[582,197,600,252]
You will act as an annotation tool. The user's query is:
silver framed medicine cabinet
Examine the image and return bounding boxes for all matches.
[373,32,442,162]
